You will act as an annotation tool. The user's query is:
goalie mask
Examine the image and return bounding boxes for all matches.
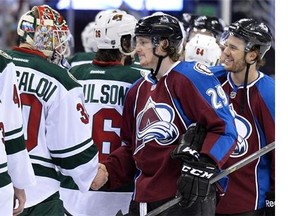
[185,34,221,67]
[17,5,73,58]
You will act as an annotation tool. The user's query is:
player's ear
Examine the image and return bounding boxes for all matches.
[246,50,258,64]
[160,39,169,51]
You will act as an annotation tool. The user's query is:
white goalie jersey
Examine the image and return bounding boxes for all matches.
[6,48,99,208]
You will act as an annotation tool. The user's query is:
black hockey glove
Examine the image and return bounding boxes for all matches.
[177,157,218,208]
[265,191,275,216]
[171,123,207,163]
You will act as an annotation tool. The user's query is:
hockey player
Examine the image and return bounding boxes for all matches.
[6,5,108,215]
[188,15,226,43]
[0,50,35,216]
[68,21,97,68]
[60,11,142,216]
[184,33,222,67]
[211,18,275,216]
[101,13,237,215]
[68,9,127,68]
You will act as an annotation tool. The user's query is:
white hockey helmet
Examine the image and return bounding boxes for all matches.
[17,4,73,58]
[95,9,127,24]
[81,21,98,52]
[185,33,221,67]
[94,12,137,55]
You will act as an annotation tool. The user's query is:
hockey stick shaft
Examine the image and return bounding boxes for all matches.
[210,141,274,184]
[145,141,275,216]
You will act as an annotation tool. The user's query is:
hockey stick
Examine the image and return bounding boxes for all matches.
[145,141,275,216]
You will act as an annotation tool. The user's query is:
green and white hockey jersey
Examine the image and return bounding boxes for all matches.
[6,47,99,208]
[0,50,35,215]
[60,60,143,216]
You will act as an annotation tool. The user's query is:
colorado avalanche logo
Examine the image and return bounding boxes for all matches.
[194,62,213,76]
[231,112,252,158]
[135,97,179,154]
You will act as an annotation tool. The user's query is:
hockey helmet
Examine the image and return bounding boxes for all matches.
[81,21,98,52]
[193,16,225,40]
[185,34,221,66]
[95,9,127,24]
[227,18,272,59]
[94,11,137,55]
[135,12,183,52]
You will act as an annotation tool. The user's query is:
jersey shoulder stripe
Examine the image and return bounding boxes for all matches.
[68,52,95,64]
[6,50,81,90]
[70,64,142,84]
[0,50,13,73]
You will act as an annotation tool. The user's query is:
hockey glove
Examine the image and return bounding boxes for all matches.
[171,123,207,163]
[265,191,275,216]
[177,158,218,208]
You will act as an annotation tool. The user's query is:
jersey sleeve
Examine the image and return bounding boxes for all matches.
[102,82,139,189]
[255,77,275,190]
[46,85,99,192]
[0,61,36,189]
[173,62,238,167]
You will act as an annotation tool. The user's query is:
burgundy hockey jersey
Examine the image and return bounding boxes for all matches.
[211,65,275,214]
[104,61,238,202]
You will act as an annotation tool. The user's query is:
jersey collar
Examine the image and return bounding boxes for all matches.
[12,46,47,59]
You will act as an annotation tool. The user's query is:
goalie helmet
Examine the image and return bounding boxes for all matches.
[135,12,183,53]
[227,18,272,59]
[17,4,72,58]
[185,34,221,67]
[81,21,97,52]
[94,11,137,55]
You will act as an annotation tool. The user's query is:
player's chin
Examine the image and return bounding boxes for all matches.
[223,61,233,70]
[139,59,149,68]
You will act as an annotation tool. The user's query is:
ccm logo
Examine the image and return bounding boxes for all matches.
[182,147,200,159]
[182,165,214,179]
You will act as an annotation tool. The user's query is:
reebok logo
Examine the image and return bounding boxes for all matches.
[266,200,275,208]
